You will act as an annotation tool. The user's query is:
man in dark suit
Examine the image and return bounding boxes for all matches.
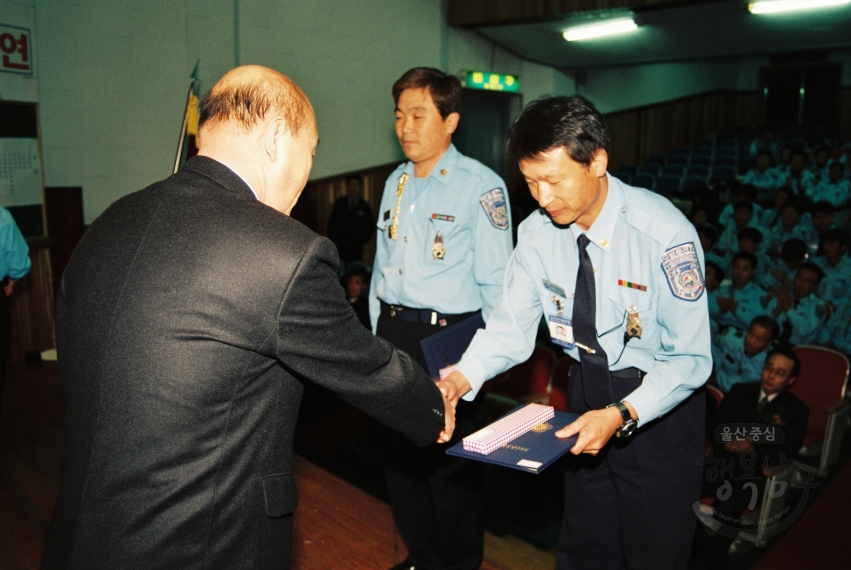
[327,174,375,267]
[41,65,454,570]
[707,345,809,527]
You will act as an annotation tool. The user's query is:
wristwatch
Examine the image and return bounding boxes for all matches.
[607,402,637,438]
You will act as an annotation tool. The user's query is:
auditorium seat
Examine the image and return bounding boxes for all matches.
[638,163,662,177]
[617,164,638,177]
[662,164,686,177]
[668,154,690,167]
[711,166,737,182]
[686,165,711,178]
[681,176,708,192]
[690,155,712,167]
[655,175,682,196]
[644,154,666,167]
[632,173,656,191]
[790,346,850,477]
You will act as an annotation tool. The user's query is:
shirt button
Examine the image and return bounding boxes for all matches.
[410,205,415,212]
[621,207,627,214]
[399,269,403,274]
[404,236,408,242]
[593,269,596,274]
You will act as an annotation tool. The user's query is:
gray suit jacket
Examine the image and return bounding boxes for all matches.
[41,156,445,569]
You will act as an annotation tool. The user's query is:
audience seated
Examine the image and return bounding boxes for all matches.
[813,229,851,306]
[712,316,779,394]
[771,262,828,345]
[713,252,776,332]
[715,201,760,260]
[819,295,851,356]
[784,150,815,198]
[764,197,813,258]
[808,145,832,181]
[743,150,784,202]
[807,161,851,210]
[342,266,371,329]
[808,201,837,256]
[760,239,807,295]
[705,260,724,336]
[718,184,762,229]
[757,186,791,230]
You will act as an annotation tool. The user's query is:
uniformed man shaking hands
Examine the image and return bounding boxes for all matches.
[369,68,513,570]
[442,96,712,570]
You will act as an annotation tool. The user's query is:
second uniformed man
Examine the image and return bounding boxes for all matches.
[369,67,513,570]
[442,96,712,570]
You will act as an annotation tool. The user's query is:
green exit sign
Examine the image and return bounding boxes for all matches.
[465,71,520,93]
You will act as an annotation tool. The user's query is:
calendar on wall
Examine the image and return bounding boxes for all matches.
[0,137,41,207]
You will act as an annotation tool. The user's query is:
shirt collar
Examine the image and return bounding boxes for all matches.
[759,389,779,403]
[404,143,460,186]
[570,172,621,254]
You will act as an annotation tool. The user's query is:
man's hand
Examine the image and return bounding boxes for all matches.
[436,392,456,444]
[3,279,13,297]
[555,403,635,455]
[437,370,472,410]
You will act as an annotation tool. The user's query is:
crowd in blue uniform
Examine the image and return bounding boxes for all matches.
[703,135,851,393]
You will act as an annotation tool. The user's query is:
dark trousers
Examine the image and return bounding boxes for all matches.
[0,292,10,414]
[377,307,484,570]
[557,364,705,570]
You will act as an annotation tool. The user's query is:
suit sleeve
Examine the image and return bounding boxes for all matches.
[276,235,445,446]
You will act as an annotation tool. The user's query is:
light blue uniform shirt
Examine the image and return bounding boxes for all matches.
[712,327,767,393]
[712,281,776,332]
[808,179,851,208]
[0,206,31,281]
[455,175,712,426]
[819,297,851,354]
[780,293,828,345]
[369,144,513,331]
[814,255,851,306]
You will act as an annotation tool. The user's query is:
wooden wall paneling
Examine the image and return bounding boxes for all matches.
[9,240,56,363]
[604,89,762,172]
[290,162,400,266]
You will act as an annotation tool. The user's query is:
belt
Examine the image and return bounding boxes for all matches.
[610,367,645,379]
[380,302,459,326]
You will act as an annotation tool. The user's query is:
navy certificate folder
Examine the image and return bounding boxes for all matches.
[419,313,486,379]
[446,410,580,474]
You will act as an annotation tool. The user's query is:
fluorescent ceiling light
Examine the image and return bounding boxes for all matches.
[749,0,851,14]
[563,18,638,42]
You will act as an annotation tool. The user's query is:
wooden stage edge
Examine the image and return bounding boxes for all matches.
[293,455,540,569]
[1,361,555,569]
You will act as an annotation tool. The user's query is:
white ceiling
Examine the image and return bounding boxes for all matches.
[473,0,851,71]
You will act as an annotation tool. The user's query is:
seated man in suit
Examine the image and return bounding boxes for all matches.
[41,65,455,570]
[704,346,808,558]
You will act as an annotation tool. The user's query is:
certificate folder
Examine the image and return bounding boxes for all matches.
[447,409,580,474]
[419,313,485,379]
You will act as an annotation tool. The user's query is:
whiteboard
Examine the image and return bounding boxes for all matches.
[0,138,42,207]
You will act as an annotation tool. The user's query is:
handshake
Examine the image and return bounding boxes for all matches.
[434,370,472,444]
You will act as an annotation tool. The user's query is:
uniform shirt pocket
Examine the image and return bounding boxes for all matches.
[602,287,656,340]
[425,216,462,264]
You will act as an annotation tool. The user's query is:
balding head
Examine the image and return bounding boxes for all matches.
[199,65,313,137]
[196,66,318,215]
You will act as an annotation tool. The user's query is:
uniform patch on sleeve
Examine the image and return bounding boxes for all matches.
[479,188,509,230]
[661,242,705,301]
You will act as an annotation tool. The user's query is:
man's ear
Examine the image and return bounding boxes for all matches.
[445,112,460,136]
[264,118,288,162]
[787,375,798,389]
[590,149,609,178]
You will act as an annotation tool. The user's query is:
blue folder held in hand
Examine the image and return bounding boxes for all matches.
[419,313,485,379]
[446,409,580,474]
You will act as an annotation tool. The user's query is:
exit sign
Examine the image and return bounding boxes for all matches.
[465,71,520,93]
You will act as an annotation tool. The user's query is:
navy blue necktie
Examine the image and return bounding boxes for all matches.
[573,234,613,409]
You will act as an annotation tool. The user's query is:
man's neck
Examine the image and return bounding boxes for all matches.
[413,145,450,178]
